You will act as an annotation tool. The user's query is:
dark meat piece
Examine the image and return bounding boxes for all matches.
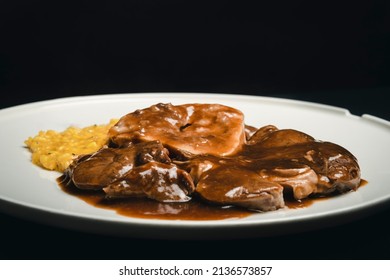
[175,124,360,209]
[104,162,195,202]
[314,142,361,194]
[243,127,361,199]
[244,124,258,140]
[196,166,285,211]
[257,162,319,200]
[180,155,285,211]
[65,141,195,202]
[182,126,360,206]
[247,126,314,146]
[66,141,170,190]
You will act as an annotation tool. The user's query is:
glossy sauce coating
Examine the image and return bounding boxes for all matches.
[58,178,365,220]
[109,103,246,156]
[58,175,252,220]
[59,104,362,220]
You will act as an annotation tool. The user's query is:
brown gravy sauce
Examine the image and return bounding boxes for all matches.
[58,176,252,220]
[57,177,367,220]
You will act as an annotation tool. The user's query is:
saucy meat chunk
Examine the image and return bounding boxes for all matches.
[104,162,195,202]
[108,103,246,156]
[66,141,170,190]
[178,155,285,211]
[244,127,361,199]
[196,167,284,212]
[65,141,195,202]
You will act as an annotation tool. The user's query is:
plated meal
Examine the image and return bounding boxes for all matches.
[25,102,362,220]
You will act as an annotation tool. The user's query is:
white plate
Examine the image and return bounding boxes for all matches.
[1,93,390,239]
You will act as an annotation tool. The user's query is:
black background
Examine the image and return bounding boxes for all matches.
[1,1,390,259]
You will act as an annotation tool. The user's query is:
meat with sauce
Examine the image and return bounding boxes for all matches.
[243,127,361,199]
[104,162,195,202]
[108,103,246,156]
[63,141,195,202]
[62,103,361,213]
[65,141,171,190]
[179,155,285,211]
[177,124,360,208]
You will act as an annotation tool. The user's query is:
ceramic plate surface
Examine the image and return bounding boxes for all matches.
[1,93,389,239]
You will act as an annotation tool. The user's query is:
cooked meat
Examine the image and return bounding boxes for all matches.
[64,140,195,202]
[314,142,361,194]
[104,162,195,202]
[61,103,361,214]
[243,127,361,199]
[257,162,319,200]
[247,126,314,147]
[178,126,360,203]
[108,103,246,156]
[66,141,171,190]
[195,165,285,212]
[102,178,145,198]
[179,155,285,211]
[244,124,258,140]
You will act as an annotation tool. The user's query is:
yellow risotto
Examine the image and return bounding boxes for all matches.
[25,119,118,172]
